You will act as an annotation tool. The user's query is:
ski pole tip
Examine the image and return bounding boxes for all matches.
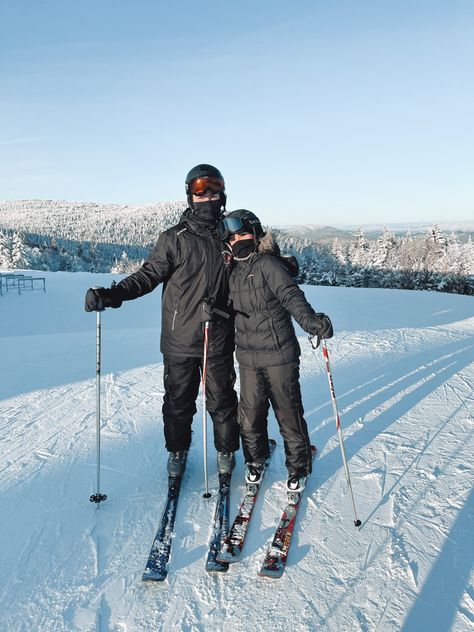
[354,519,362,528]
[203,492,212,499]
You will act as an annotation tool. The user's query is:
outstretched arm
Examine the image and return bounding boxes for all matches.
[115,230,177,300]
[84,230,178,312]
[262,256,333,338]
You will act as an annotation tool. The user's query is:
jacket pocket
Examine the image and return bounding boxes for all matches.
[271,321,281,348]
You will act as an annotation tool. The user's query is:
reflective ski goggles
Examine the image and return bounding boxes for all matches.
[217,216,247,240]
[187,176,225,196]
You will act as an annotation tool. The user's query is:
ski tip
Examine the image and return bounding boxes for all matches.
[205,561,229,573]
[216,549,241,565]
[258,568,284,579]
[142,570,168,583]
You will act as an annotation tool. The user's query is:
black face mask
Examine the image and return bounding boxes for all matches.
[192,199,222,224]
[231,238,256,260]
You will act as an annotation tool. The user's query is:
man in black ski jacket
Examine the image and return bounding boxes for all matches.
[217,209,333,492]
[85,165,239,477]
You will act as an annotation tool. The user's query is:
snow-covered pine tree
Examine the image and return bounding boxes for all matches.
[372,228,397,268]
[349,228,370,268]
[10,233,30,269]
[0,231,12,269]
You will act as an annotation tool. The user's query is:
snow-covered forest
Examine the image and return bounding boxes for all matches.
[278,227,474,295]
[0,200,183,274]
[0,200,473,294]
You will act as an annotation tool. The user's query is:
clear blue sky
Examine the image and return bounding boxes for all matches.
[1,0,473,225]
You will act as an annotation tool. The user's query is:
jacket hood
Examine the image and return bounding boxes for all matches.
[179,207,191,223]
[257,230,281,256]
[256,230,299,277]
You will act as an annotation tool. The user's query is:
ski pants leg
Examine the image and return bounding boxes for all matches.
[162,353,239,454]
[267,361,312,476]
[162,355,201,452]
[205,354,240,453]
[238,365,271,464]
[239,361,312,475]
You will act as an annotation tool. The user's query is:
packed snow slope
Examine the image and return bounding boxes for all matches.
[0,271,473,632]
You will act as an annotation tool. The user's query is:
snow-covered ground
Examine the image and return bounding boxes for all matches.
[0,271,473,632]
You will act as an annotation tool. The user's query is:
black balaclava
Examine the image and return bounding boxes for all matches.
[192,199,223,224]
[231,238,256,260]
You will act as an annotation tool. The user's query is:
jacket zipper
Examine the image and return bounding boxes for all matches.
[172,308,178,331]
[207,235,215,301]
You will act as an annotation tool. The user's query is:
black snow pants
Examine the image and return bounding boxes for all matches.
[238,361,313,476]
[162,354,239,453]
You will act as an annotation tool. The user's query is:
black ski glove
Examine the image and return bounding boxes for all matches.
[200,298,231,322]
[309,313,333,346]
[85,284,123,312]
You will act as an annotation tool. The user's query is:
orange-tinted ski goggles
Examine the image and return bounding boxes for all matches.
[187,176,225,196]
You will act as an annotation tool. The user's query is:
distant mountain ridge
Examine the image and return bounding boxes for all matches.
[275,224,355,242]
[278,221,473,242]
[339,220,474,233]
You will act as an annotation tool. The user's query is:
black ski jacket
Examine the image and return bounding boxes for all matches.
[115,209,234,357]
[229,233,320,368]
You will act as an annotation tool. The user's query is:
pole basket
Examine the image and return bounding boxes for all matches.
[90,493,107,503]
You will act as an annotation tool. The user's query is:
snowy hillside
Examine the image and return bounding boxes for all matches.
[0,272,473,631]
[0,200,185,247]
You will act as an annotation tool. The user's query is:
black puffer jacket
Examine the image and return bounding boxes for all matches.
[229,233,319,368]
[115,209,234,357]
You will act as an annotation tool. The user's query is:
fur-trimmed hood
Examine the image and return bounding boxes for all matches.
[257,230,299,278]
[257,230,281,256]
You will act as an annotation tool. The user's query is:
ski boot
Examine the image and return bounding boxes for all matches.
[167,450,188,477]
[286,473,307,504]
[245,462,265,485]
[217,451,236,475]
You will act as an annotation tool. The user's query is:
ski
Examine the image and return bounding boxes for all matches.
[217,439,277,564]
[258,445,317,579]
[205,472,232,573]
[142,475,182,582]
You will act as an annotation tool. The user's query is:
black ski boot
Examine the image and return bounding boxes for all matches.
[167,450,188,477]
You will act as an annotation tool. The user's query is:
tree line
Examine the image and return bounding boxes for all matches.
[276,226,474,295]
[1,220,473,295]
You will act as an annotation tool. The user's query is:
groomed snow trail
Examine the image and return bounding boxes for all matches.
[0,272,472,631]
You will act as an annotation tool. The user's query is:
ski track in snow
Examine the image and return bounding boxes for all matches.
[0,272,473,631]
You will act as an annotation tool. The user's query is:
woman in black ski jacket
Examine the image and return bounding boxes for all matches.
[218,209,333,492]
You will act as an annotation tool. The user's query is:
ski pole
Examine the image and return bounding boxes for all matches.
[201,319,211,499]
[90,289,107,504]
[311,336,361,527]
[200,300,230,499]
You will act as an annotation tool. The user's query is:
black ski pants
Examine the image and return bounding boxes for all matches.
[162,353,239,454]
[238,361,313,476]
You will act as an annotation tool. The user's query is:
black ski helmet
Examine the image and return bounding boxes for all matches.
[221,209,264,240]
[185,164,226,210]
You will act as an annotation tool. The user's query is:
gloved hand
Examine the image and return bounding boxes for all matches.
[84,285,123,312]
[200,298,230,322]
[309,313,333,347]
